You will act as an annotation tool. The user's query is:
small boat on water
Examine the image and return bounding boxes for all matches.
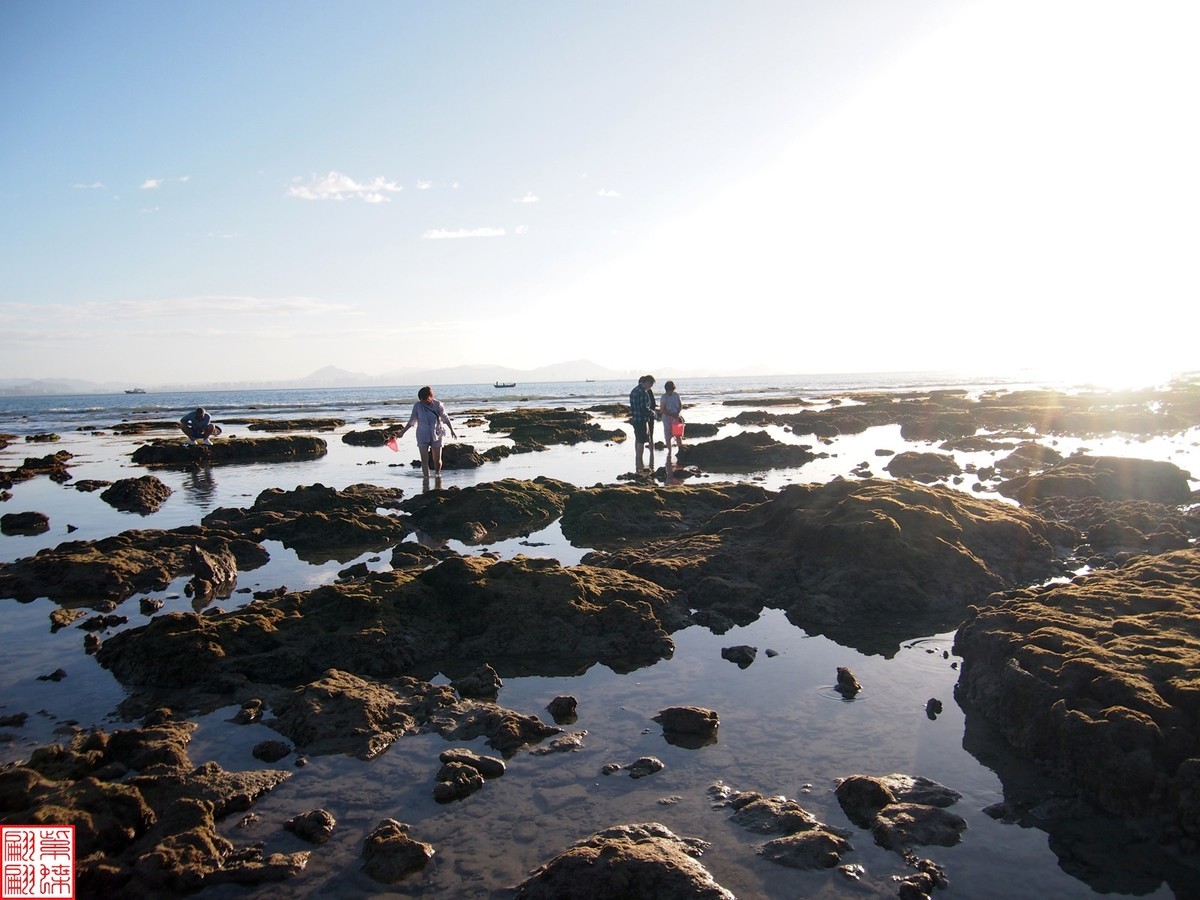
[494,382,516,388]
[125,388,147,394]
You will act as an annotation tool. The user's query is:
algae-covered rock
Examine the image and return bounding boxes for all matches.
[400,477,576,543]
[132,435,327,467]
[998,454,1192,504]
[954,549,1200,842]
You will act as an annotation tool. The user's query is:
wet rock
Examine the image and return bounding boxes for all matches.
[955,548,1200,842]
[96,556,686,709]
[37,668,68,682]
[759,829,853,869]
[925,698,943,719]
[835,775,899,828]
[560,482,769,548]
[49,608,86,631]
[0,527,268,609]
[361,818,434,883]
[676,430,817,472]
[434,760,485,801]
[871,803,967,850]
[835,667,862,697]
[730,795,822,834]
[99,475,172,514]
[2,451,74,486]
[188,543,238,606]
[389,541,459,570]
[654,706,719,737]
[884,451,962,482]
[720,645,757,668]
[993,441,1064,474]
[400,477,575,543]
[998,454,1192,504]
[529,731,588,756]
[514,822,734,899]
[0,510,50,535]
[251,740,291,763]
[452,663,503,698]
[341,428,396,447]
[140,597,164,616]
[131,435,328,467]
[73,479,111,492]
[284,808,336,844]
[627,756,665,778]
[486,407,624,448]
[593,478,1074,655]
[438,747,506,778]
[232,700,263,724]
[546,695,578,723]
[203,483,409,565]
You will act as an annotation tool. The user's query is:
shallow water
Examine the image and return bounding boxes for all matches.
[2,378,1197,897]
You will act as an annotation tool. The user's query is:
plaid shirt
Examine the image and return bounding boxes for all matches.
[629,385,657,425]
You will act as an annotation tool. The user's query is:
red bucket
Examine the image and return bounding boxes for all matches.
[670,421,685,438]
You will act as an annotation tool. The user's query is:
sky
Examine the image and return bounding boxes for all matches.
[1,0,1197,387]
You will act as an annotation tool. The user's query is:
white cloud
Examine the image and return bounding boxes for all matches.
[287,171,403,203]
[514,192,539,203]
[141,178,161,190]
[73,181,106,189]
[421,227,506,239]
[597,188,620,198]
[416,180,433,190]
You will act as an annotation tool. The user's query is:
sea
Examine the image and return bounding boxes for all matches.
[1,370,1196,898]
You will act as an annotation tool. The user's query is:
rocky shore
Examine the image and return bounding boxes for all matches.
[1,378,1198,897]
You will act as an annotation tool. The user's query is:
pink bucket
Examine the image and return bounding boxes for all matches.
[670,421,685,438]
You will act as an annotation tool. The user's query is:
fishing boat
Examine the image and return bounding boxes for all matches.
[494,382,516,388]
[124,388,147,394]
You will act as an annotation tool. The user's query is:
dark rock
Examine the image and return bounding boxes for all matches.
[438,747,506,779]
[546,695,578,723]
[452,663,502,698]
[434,760,485,801]
[529,731,588,755]
[759,829,853,869]
[1,511,50,535]
[720,645,757,668]
[676,430,817,472]
[835,775,899,828]
[283,808,336,844]
[131,435,328,467]
[361,818,434,883]
[998,454,1192,504]
[871,803,967,850]
[341,428,395,446]
[654,706,719,737]
[627,756,665,779]
[514,822,734,899]
[954,548,1200,843]
[251,740,291,763]
[400,477,575,543]
[884,451,962,482]
[835,667,861,697]
[244,418,344,432]
[486,407,624,448]
[100,476,173,514]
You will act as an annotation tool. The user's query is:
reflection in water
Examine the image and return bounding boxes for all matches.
[181,466,218,507]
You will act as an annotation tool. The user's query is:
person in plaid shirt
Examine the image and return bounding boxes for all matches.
[629,374,658,472]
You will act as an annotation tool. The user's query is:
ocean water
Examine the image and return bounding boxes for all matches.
[1,371,1196,898]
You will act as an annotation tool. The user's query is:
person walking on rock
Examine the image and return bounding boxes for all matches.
[397,386,457,477]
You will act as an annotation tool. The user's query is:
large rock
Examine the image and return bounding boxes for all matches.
[0,527,268,609]
[202,483,409,564]
[486,408,624,448]
[101,475,173,514]
[592,478,1074,654]
[96,555,688,703]
[677,430,817,472]
[997,454,1193,504]
[400,477,576,543]
[131,435,327,467]
[560,482,769,547]
[954,549,1200,843]
[514,823,735,899]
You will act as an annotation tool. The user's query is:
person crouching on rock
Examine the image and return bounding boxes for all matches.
[179,407,216,445]
[397,386,457,477]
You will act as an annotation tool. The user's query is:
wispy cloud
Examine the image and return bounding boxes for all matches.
[288,171,403,203]
[597,188,621,198]
[421,227,506,240]
[514,192,539,203]
[141,178,162,190]
[416,180,433,190]
[1,295,351,322]
[73,181,106,190]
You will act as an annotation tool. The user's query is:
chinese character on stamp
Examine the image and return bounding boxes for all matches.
[1,826,75,900]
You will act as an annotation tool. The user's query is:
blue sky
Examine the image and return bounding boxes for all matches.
[2,1,1197,386]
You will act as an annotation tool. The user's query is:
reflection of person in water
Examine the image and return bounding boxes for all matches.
[181,466,217,507]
